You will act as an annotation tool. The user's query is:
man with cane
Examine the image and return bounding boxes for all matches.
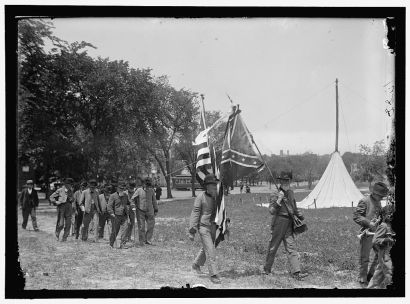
[107,181,130,249]
[262,171,309,280]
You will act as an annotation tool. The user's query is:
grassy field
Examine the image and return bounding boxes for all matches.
[18,193,362,289]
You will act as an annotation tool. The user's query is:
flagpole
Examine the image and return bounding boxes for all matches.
[200,94,207,129]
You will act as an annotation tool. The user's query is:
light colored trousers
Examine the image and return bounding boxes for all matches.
[193,224,218,276]
[359,235,378,283]
[368,248,393,289]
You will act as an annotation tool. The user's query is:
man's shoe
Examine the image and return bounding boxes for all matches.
[145,241,153,245]
[292,272,309,281]
[359,281,368,289]
[22,225,26,230]
[34,228,39,232]
[262,267,271,275]
[61,238,67,242]
[210,275,221,284]
[192,263,202,274]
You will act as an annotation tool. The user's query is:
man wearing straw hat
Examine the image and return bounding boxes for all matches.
[354,181,389,288]
[50,177,75,242]
[188,173,221,284]
[262,171,308,281]
[19,180,39,231]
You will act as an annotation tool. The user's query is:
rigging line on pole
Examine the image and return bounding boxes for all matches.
[339,96,352,153]
[255,81,334,132]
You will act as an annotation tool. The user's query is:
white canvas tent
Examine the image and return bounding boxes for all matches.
[299,79,364,208]
[299,151,364,208]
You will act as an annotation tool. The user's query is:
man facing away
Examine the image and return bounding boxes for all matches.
[131,177,158,246]
[107,181,130,249]
[263,171,309,280]
[19,180,39,231]
[50,178,75,242]
[80,179,101,242]
[188,174,222,284]
[353,181,389,288]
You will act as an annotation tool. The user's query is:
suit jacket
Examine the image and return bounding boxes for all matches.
[353,195,381,230]
[107,192,129,216]
[189,191,216,233]
[80,188,101,213]
[50,186,74,206]
[268,188,304,228]
[19,188,39,209]
[131,187,158,214]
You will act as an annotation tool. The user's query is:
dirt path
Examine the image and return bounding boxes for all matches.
[18,211,360,289]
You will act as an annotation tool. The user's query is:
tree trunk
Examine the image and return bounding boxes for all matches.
[165,155,173,199]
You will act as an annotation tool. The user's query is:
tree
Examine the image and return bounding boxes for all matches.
[358,140,387,188]
[135,77,198,198]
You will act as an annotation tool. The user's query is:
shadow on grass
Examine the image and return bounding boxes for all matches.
[219,267,263,279]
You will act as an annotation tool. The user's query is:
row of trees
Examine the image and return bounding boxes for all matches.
[18,19,223,198]
[17,20,389,198]
[257,140,387,189]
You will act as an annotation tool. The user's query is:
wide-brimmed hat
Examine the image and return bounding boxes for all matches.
[26,180,34,185]
[204,174,219,185]
[277,171,292,181]
[64,178,74,185]
[372,182,389,197]
[88,179,97,186]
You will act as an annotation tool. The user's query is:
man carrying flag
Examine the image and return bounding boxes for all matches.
[188,173,222,284]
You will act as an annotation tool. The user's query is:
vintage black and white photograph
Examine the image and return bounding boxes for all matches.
[5,4,405,297]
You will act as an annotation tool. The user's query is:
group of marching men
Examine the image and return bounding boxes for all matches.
[19,177,160,249]
[188,172,395,288]
[19,172,394,288]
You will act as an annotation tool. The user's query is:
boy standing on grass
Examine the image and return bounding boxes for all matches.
[263,171,308,281]
[367,203,395,289]
[353,181,389,288]
[73,181,87,240]
[188,174,222,285]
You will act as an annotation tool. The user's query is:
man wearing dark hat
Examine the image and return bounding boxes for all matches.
[354,181,389,288]
[131,177,158,246]
[188,173,221,284]
[73,181,87,239]
[263,171,308,280]
[124,181,137,244]
[50,178,75,241]
[19,180,39,231]
[80,179,101,242]
[107,181,130,249]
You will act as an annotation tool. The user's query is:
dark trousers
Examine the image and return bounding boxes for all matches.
[98,211,111,238]
[264,215,301,274]
[124,209,136,241]
[81,204,97,241]
[74,207,84,239]
[22,207,38,230]
[55,203,72,240]
[136,209,155,243]
[109,214,128,247]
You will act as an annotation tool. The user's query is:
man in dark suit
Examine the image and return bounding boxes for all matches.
[263,171,308,280]
[19,180,39,231]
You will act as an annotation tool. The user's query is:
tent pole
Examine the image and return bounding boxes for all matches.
[335,78,339,152]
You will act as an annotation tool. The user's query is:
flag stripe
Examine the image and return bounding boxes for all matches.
[222,149,260,159]
[221,159,261,168]
[196,158,212,168]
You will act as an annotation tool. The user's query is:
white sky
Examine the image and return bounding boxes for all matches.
[46,17,394,155]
